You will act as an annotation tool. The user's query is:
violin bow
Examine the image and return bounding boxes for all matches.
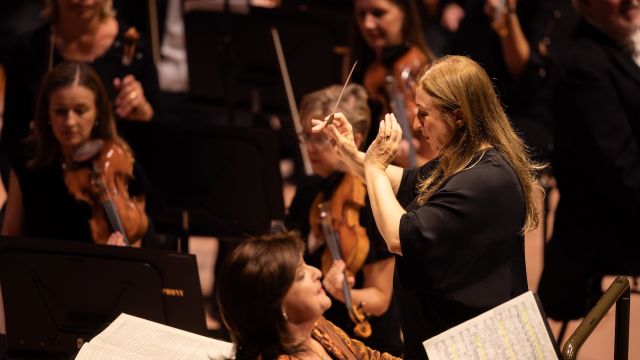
[325,61,357,126]
[271,27,313,175]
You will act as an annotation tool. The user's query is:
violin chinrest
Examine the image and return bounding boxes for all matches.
[71,139,105,163]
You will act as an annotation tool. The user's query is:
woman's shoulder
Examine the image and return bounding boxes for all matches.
[443,148,521,193]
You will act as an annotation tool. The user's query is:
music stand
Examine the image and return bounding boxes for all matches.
[118,121,285,248]
[183,5,350,116]
[0,236,207,359]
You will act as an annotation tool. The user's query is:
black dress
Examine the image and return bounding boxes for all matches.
[287,172,403,356]
[395,148,528,359]
[13,160,93,242]
[1,20,159,162]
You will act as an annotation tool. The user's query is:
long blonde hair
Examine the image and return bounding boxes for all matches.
[416,55,543,232]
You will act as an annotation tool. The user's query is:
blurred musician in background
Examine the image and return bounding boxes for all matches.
[1,0,158,162]
[1,62,152,247]
[350,0,436,167]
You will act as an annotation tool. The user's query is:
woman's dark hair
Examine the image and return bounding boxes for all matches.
[217,231,306,360]
[29,62,121,168]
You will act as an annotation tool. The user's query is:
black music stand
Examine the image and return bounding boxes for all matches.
[118,121,285,251]
[183,5,349,117]
[0,236,207,359]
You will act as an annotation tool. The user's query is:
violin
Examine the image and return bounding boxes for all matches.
[364,44,433,167]
[309,173,372,338]
[63,139,148,246]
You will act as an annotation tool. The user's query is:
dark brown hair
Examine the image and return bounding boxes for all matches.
[29,62,121,168]
[217,231,306,360]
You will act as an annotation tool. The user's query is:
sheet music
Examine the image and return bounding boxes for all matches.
[76,343,150,360]
[423,292,559,360]
[76,313,233,360]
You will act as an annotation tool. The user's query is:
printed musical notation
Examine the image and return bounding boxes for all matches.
[423,291,560,360]
[75,313,233,360]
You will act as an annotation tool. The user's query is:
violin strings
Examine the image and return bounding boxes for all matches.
[320,203,354,308]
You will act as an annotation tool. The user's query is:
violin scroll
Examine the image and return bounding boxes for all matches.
[350,303,372,339]
[122,27,140,66]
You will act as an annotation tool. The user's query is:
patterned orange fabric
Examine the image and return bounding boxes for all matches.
[278,317,401,360]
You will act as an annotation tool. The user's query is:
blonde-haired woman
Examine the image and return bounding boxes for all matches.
[2,0,157,160]
[313,55,542,359]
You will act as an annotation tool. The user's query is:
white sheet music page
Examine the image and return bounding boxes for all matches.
[75,313,233,360]
[423,291,559,360]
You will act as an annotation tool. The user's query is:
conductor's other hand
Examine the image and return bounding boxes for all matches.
[364,113,402,171]
[311,112,359,160]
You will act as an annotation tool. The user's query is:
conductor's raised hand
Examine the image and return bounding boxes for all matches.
[311,112,359,160]
[364,113,402,171]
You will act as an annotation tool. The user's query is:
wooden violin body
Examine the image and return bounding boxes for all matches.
[309,173,372,338]
[364,45,433,167]
[364,46,426,121]
[63,139,148,246]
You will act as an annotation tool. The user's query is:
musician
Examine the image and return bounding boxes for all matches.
[439,0,558,162]
[314,55,542,359]
[1,0,158,161]
[286,84,402,355]
[217,230,401,360]
[350,0,436,166]
[538,0,640,321]
[1,62,151,247]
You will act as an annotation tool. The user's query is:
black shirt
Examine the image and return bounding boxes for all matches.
[395,148,528,359]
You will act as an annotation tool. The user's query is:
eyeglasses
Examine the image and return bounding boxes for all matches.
[298,132,332,147]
